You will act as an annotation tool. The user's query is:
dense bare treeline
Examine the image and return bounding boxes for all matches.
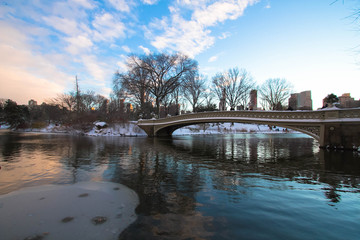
[0,52,294,129]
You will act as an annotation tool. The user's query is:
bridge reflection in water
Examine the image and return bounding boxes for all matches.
[137,109,360,150]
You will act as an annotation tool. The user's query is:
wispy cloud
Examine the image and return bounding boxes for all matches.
[146,0,258,57]
[70,0,97,9]
[92,12,126,42]
[139,45,151,55]
[142,0,159,4]
[219,32,231,40]
[208,55,218,62]
[108,0,132,12]
[65,35,93,55]
[122,45,131,53]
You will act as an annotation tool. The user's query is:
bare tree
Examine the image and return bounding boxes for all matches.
[182,74,206,112]
[82,90,96,111]
[122,52,198,117]
[53,93,76,111]
[203,89,216,108]
[113,55,150,113]
[212,67,255,110]
[258,78,292,110]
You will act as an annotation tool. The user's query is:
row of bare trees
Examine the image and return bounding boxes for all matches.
[114,52,293,118]
[1,52,291,128]
[51,77,132,123]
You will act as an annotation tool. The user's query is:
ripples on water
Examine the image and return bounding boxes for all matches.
[0,131,360,239]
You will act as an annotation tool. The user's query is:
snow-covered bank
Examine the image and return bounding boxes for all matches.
[87,121,147,136]
[11,121,298,137]
[173,122,294,135]
[0,181,139,240]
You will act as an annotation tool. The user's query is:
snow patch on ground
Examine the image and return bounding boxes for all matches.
[0,123,10,129]
[173,122,294,135]
[87,122,147,137]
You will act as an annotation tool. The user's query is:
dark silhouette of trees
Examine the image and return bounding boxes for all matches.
[323,93,339,107]
[3,99,29,128]
[0,98,5,123]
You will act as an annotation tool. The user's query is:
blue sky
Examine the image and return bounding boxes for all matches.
[0,0,359,109]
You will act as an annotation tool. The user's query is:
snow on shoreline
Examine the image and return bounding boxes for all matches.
[7,121,299,137]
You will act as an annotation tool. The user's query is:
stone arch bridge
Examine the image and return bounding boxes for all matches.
[137,108,360,149]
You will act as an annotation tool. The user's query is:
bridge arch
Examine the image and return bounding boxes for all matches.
[153,119,319,141]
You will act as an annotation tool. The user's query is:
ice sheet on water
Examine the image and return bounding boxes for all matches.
[0,181,139,240]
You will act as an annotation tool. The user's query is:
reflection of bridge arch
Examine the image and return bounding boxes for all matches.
[137,109,360,149]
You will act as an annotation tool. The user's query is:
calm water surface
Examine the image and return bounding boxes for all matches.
[0,130,360,239]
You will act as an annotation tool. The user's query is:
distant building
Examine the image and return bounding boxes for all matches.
[288,91,312,110]
[219,88,226,111]
[288,93,298,110]
[338,93,360,108]
[28,99,37,107]
[249,90,257,110]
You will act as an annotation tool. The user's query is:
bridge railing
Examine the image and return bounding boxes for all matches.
[137,108,360,124]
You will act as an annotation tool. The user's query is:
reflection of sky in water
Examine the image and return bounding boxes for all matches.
[0,132,360,239]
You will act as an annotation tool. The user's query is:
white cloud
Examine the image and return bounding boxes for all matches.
[142,0,158,4]
[65,35,93,55]
[92,12,126,42]
[139,45,151,55]
[42,16,81,36]
[219,32,231,39]
[117,61,128,72]
[208,55,218,62]
[108,0,131,12]
[146,0,258,57]
[81,55,107,84]
[148,12,214,57]
[70,0,97,9]
[122,45,131,52]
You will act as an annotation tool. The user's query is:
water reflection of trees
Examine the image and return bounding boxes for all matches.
[109,138,213,239]
[0,132,23,161]
[115,135,360,238]
[167,134,360,204]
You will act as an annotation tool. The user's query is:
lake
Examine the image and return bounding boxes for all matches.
[0,131,359,239]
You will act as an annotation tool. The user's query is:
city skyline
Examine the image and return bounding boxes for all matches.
[1,0,360,109]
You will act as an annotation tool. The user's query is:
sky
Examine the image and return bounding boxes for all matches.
[0,0,359,109]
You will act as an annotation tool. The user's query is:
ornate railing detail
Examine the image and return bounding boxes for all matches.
[294,126,321,139]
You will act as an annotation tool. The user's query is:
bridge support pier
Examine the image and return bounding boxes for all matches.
[320,123,360,150]
[137,124,174,137]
